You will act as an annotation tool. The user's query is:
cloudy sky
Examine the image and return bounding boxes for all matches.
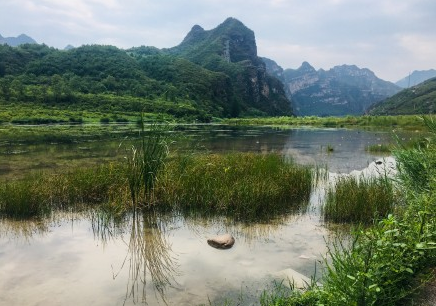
[1,0,435,82]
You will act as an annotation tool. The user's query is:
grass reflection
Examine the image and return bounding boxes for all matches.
[0,217,49,240]
[92,209,179,305]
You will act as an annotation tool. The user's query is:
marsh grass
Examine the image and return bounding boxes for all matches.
[0,174,49,218]
[262,116,436,305]
[155,152,313,221]
[365,143,393,153]
[323,176,396,223]
[0,151,313,221]
[0,164,127,218]
[224,115,431,130]
[125,119,171,207]
[326,144,334,153]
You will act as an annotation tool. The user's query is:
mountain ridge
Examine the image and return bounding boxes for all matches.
[369,77,436,115]
[0,18,292,120]
[263,58,401,116]
[395,69,436,88]
[0,33,37,46]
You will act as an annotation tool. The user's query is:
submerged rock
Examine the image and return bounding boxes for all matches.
[273,268,321,290]
[207,234,235,249]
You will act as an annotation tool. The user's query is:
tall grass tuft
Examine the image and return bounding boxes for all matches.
[126,119,171,207]
[0,174,49,218]
[155,152,313,221]
[323,176,396,223]
[365,143,392,153]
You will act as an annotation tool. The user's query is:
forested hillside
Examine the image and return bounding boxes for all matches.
[369,77,436,115]
[0,18,292,122]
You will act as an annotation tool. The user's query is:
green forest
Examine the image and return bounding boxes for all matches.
[0,36,292,123]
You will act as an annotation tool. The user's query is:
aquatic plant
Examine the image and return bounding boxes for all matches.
[365,143,392,153]
[224,115,432,131]
[326,144,334,153]
[0,173,49,218]
[155,152,313,221]
[261,116,436,305]
[323,175,396,223]
[125,118,172,207]
[0,164,126,218]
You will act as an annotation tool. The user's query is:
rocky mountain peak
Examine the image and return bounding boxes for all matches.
[331,64,375,78]
[298,61,316,73]
[180,24,206,45]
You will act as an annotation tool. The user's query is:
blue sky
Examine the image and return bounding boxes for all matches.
[1,0,435,82]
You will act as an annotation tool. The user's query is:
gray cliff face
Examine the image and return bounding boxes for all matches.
[169,18,293,116]
[264,60,401,116]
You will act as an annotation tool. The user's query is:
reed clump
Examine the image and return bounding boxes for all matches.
[1,152,313,221]
[0,164,127,218]
[323,176,396,223]
[365,143,392,153]
[0,174,49,218]
[155,152,313,220]
[125,120,171,208]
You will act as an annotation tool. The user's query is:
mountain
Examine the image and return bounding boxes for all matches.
[395,69,436,88]
[64,45,75,50]
[159,17,293,116]
[0,18,292,121]
[369,77,436,115]
[0,33,37,46]
[263,59,401,116]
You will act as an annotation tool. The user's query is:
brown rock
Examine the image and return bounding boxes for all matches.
[207,234,235,249]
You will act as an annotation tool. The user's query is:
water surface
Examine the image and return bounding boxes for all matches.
[0,124,419,305]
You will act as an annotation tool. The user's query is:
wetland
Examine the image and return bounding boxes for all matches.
[0,123,428,305]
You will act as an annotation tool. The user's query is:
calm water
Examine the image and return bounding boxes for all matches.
[0,125,419,305]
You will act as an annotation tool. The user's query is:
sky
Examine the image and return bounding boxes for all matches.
[1,0,435,82]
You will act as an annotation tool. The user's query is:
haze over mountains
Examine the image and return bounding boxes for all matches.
[395,69,436,88]
[262,58,401,116]
[1,19,435,117]
[0,34,37,47]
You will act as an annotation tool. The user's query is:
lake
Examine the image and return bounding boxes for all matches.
[0,124,419,305]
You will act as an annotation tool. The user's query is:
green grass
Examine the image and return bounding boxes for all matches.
[326,144,334,153]
[156,152,314,220]
[223,115,431,130]
[0,174,50,218]
[0,152,314,221]
[261,116,436,305]
[0,163,127,218]
[323,176,397,223]
[365,143,393,153]
[125,119,172,207]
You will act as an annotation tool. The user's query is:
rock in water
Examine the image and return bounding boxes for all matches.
[207,234,235,249]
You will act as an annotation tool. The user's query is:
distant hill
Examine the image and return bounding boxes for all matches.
[0,33,37,46]
[369,77,436,115]
[64,45,75,50]
[395,69,436,88]
[263,59,401,116]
